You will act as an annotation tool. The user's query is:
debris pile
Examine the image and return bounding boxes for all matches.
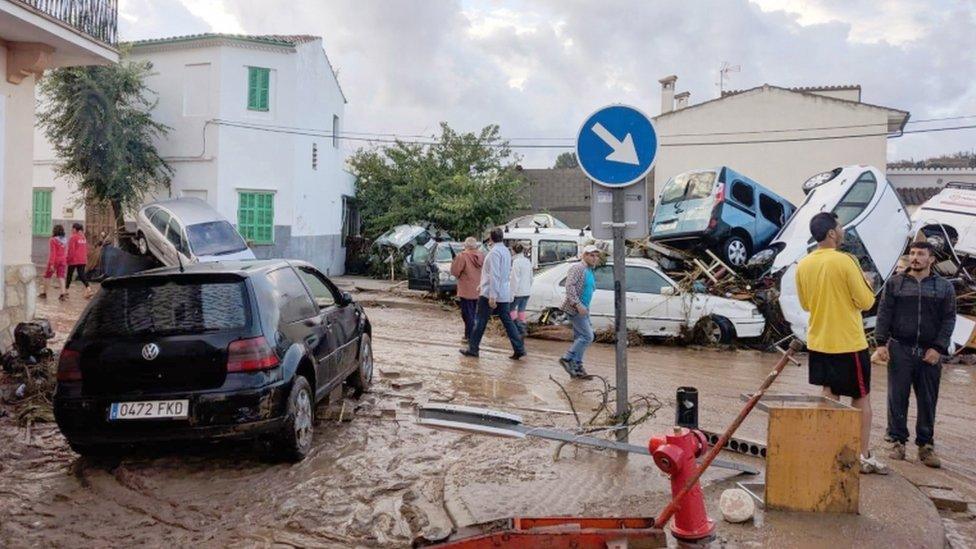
[0,320,57,427]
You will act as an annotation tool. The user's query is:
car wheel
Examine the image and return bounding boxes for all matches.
[694,316,735,345]
[541,308,569,325]
[136,233,149,256]
[925,233,947,253]
[722,236,750,268]
[278,375,314,462]
[346,333,373,398]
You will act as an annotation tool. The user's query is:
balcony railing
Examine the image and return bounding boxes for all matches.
[17,0,118,46]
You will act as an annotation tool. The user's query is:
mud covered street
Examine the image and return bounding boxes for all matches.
[1,279,975,547]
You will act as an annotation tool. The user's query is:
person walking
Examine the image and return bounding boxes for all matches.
[796,212,887,474]
[874,241,955,468]
[451,237,485,342]
[459,228,526,360]
[66,223,93,299]
[558,245,601,379]
[509,243,533,336]
[40,224,68,302]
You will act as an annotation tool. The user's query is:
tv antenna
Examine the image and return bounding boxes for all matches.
[718,62,741,95]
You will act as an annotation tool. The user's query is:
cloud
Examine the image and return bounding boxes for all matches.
[135,1,976,165]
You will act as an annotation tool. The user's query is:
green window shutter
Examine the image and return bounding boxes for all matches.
[247,67,270,111]
[238,192,274,244]
[32,189,52,236]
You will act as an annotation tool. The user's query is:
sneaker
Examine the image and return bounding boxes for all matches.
[860,452,889,475]
[509,351,526,360]
[918,444,941,468]
[558,358,576,376]
[458,349,479,358]
[887,441,906,461]
[571,362,592,380]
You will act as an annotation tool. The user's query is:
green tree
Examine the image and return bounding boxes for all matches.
[553,151,579,169]
[37,59,172,231]
[350,123,525,240]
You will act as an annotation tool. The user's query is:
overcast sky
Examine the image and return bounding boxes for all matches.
[118,0,976,167]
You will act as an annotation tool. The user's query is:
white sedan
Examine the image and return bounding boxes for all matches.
[525,257,765,343]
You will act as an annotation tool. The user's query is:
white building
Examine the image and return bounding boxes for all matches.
[651,76,909,206]
[34,33,356,275]
[1,0,117,349]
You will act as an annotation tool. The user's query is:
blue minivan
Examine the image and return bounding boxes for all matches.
[650,167,796,267]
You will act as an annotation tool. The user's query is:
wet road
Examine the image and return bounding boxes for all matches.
[0,279,973,547]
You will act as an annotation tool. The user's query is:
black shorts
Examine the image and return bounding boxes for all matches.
[808,349,871,398]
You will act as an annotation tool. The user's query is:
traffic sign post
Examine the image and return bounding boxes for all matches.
[576,105,658,444]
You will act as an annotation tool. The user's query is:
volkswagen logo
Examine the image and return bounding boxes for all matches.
[142,343,160,361]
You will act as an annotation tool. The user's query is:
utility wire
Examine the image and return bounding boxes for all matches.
[212,118,976,149]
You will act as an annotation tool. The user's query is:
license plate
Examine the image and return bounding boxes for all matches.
[109,400,189,420]
[657,220,677,231]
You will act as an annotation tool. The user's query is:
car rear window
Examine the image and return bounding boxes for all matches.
[79,280,249,338]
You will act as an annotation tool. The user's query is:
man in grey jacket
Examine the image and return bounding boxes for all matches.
[460,229,526,360]
[874,241,956,468]
[558,245,601,379]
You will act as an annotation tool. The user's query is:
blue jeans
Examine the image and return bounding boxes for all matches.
[467,296,525,355]
[563,312,594,364]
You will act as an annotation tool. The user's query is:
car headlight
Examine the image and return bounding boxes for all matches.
[746,248,776,267]
[438,271,455,282]
[802,167,843,194]
[751,308,764,318]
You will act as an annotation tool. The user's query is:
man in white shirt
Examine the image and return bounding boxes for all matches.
[460,229,526,360]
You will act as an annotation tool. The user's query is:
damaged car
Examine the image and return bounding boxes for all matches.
[911,181,976,256]
[651,167,796,267]
[760,165,912,341]
[134,198,256,267]
[54,259,373,462]
[406,240,466,294]
[526,257,765,343]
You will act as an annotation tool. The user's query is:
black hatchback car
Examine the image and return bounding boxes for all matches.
[54,260,373,462]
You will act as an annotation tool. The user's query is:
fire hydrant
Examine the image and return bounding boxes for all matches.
[649,427,716,542]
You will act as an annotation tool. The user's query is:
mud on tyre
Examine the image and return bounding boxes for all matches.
[277,375,314,462]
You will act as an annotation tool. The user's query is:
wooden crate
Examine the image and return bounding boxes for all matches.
[762,395,860,513]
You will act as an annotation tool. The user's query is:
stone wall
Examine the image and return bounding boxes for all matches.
[1,264,37,351]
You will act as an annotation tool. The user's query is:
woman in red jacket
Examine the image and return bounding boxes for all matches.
[66,222,93,298]
[40,224,68,301]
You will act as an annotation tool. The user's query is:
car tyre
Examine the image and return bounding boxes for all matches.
[136,233,149,256]
[278,375,314,462]
[722,236,750,268]
[694,316,735,345]
[345,333,373,398]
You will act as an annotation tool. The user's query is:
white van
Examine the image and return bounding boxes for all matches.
[501,227,594,269]
[911,182,976,257]
[764,165,912,342]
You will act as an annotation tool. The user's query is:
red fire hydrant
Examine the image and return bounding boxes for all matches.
[649,427,716,542]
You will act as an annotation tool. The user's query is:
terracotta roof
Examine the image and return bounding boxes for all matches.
[129,33,320,48]
[896,187,941,206]
[721,84,861,97]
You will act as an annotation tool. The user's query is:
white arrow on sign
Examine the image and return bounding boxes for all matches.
[591,122,639,165]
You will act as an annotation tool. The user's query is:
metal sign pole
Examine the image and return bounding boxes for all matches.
[611,188,628,443]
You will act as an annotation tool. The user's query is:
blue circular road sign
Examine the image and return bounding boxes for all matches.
[576,104,658,187]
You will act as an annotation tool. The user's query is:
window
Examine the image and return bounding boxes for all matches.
[150,208,171,235]
[312,143,318,170]
[182,63,211,116]
[186,221,248,257]
[435,243,457,262]
[298,267,337,309]
[166,217,189,256]
[759,194,786,227]
[247,67,270,111]
[730,181,754,208]
[538,240,578,265]
[267,268,317,323]
[332,114,340,148]
[410,243,431,263]
[833,171,877,226]
[32,189,52,236]
[238,192,274,244]
[660,171,717,205]
[341,196,360,244]
[593,265,616,291]
[626,266,671,294]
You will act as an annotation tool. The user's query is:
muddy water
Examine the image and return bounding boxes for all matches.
[0,280,973,547]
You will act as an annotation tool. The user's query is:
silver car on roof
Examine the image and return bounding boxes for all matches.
[134,198,256,267]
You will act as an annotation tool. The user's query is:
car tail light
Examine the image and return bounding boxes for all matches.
[714,182,725,203]
[57,348,82,382]
[227,336,280,372]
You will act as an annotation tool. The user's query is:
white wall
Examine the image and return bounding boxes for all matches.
[887,168,976,189]
[2,44,35,266]
[652,87,891,206]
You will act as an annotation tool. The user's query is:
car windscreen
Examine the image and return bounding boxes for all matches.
[659,171,717,205]
[79,279,249,338]
[186,221,249,256]
[435,243,462,262]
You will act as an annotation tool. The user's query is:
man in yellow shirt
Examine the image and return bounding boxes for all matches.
[796,212,888,474]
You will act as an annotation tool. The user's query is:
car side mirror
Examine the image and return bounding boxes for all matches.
[339,291,354,306]
[660,286,676,296]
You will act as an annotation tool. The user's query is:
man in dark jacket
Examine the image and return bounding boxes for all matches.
[874,241,956,468]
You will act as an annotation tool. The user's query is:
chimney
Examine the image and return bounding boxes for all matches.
[674,91,690,110]
[659,75,677,114]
